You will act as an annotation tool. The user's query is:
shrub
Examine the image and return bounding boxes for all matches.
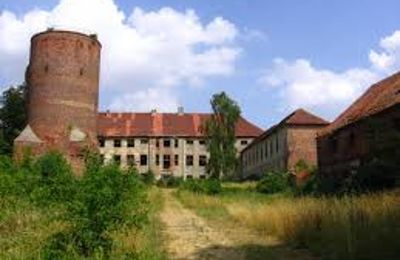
[256,172,290,194]
[141,170,155,185]
[31,152,75,205]
[46,163,148,257]
[156,175,183,188]
[180,178,221,195]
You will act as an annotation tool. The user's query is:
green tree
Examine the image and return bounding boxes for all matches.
[203,92,241,179]
[0,84,27,154]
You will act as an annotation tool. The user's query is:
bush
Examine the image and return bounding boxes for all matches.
[46,162,148,257]
[256,172,290,194]
[156,175,183,188]
[31,152,75,205]
[180,178,221,195]
[1,151,150,258]
[141,170,155,185]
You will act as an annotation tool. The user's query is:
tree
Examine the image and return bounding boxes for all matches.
[0,84,28,154]
[202,92,241,179]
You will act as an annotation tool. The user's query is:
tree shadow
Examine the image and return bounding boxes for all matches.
[189,243,316,260]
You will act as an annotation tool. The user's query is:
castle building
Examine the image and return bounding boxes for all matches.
[97,110,262,178]
[14,30,101,172]
[14,29,262,177]
[240,109,328,179]
[317,72,400,177]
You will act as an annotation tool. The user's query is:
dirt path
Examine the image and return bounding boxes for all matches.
[159,190,316,260]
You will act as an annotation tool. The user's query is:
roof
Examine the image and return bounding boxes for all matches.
[319,71,400,137]
[14,125,43,143]
[280,108,329,126]
[97,112,263,138]
[241,108,328,154]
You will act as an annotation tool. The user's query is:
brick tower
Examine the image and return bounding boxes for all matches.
[14,29,101,172]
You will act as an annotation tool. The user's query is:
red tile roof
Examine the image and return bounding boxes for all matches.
[97,112,263,138]
[319,71,400,137]
[281,108,329,126]
[241,108,328,153]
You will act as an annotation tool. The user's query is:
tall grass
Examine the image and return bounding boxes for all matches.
[177,183,400,260]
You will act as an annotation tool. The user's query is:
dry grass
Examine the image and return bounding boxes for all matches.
[177,186,400,260]
[0,197,67,259]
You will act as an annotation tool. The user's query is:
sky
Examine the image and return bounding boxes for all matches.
[0,0,400,129]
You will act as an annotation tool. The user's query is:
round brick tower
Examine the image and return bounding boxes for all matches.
[14,30,101,172]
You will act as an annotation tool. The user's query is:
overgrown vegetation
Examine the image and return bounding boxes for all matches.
[179,178,222,195]
[156,175,183,188]
[176,182,400,260]
[0,152,165,259]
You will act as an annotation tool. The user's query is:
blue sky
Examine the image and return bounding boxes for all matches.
[1,0,400,128]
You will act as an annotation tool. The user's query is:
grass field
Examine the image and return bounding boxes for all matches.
[176,183,400,260]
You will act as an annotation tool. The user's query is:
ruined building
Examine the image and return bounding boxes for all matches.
[13,29,262,178]
[317,72,400,178]
[14,30,101,171]
[240,109,328,179]
[98,111,262,178]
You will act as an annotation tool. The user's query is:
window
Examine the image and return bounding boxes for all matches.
[127,138,135,147]
[275,136,279,153]
[113,154,121,165]
[99,138,105,147]
[114,139,121,147]
[174,138,179,148]
[174,154,179,165]
[186,155,194,166]
[186,140,194,145]
[199,139,206,145]
[140,139,148,144]
[199,175,206,179]
[164,139,171,147]
[241,140,248,145]
[199,155,207,166]
[156,139,160,147]
[156,154,160,166]
[186,175,193,179]
[163,155,171,169]
[127,155,135,166]
[140,155,147,166]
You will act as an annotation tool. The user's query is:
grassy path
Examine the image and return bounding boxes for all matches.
[159,189,316,260]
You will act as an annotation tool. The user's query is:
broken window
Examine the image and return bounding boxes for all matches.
[186,155,194,166]
[163,155,171,169]
[140,155,147,166]
[127,154,135,166]
[199,155,207,166]
[127,138,135,147]
[114,139,121,147]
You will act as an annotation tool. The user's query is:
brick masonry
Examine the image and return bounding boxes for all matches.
[14,30,101,173]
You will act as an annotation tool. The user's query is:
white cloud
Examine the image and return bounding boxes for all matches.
[108,87,179,112]
[369,30,400,73]
[259,30,400,120]
[0,0,240,111]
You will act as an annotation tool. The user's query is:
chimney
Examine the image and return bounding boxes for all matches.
[177,106,184,115]
[151,108,157,116]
